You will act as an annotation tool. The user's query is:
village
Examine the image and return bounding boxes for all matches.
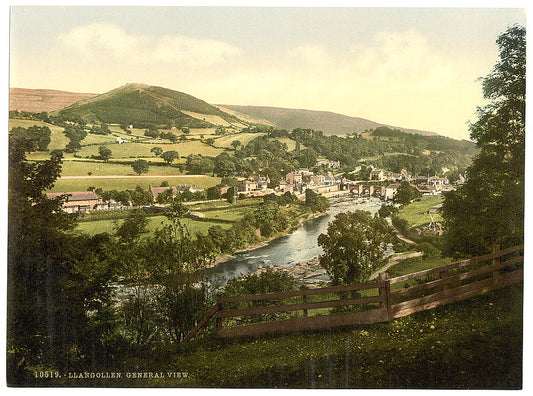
[45,159,462,214]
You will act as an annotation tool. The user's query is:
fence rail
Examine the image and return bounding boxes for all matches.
[184,244,523,341]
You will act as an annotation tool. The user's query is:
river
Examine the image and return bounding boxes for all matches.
[208,196,384,286]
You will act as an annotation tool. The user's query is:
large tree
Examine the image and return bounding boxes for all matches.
[318,211,389,285]
[442,25,525,256]
[7,135,115,384]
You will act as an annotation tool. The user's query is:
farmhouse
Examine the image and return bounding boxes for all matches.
[45,191,102,213]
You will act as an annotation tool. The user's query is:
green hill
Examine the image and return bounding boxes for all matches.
[54,83,242,129]
[219,105,439,137]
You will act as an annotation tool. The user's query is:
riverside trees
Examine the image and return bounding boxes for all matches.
[442,25,525,256]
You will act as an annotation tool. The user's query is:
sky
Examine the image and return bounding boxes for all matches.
[9,4,526,140]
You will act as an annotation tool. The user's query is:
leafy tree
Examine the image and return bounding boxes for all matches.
[206,186,221,200]
[219,267,299,324]
[151,146,163,156]
[318,211,389,285]
[131,159,149,175]
[185,154,215,175]
[115,210,149,243]
[214,153,236,177]
[146,199,212,341]
[161,150,179,164]
[7,135,115,384]
[98,145,112,161]
[231,140,241,150]
[305,189,329,212]
[206,137,215,146]
[144,128,159,138]
[392,182,421,206]
[10,125,52,151]
[442,25,525,256]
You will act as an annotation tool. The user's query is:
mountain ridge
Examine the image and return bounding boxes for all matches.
[218,104,439,137]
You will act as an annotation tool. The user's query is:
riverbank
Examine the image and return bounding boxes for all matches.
[210,210,325,268]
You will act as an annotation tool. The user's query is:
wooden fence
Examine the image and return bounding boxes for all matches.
[184,244,523,341]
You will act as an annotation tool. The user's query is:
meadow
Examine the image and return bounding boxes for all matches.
[50,175,221,192]
[396,197,444,228]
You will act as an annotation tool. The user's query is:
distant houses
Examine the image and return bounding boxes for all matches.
[45,191,109,213]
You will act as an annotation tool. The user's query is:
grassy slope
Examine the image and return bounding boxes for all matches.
[397,197,444,228]
[40,254,522,388]
[50,176,221,192]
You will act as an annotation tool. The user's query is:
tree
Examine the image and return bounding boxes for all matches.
[392,182,420,206]
[161,150,179,164]
[151,146,163,156]
[131,159,149,175]
[318,211,389,285]
[98,145,112,161]
[115,210,149,243]
[305,189,329,212]
[8,135,115,384]
[231,140,241,150]
[442,25,525,257]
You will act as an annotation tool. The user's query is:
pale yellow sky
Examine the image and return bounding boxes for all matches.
[9,5,526,139]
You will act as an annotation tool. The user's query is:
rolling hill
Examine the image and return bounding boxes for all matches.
[53,83,252,129]
[10,88,98,113]
[218,105,439,137]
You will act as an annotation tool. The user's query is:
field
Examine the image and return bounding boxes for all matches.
[213,132,265,148]
[396,197,444,228]
[58,160,182,176]
[76,139,225,159]
[50,175,221,192]
[9,118,70,151]
[75,215,235,236]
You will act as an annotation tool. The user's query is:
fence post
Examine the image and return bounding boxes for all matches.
[492,243,501,284]
[302,294,308,318]
[439,269,449,292]
[379,273,392,320]
[216,303,223,332]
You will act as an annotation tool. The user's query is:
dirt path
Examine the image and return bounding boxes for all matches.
[60,175,207,179]
[369,251,423,280]
[386,217,416,245]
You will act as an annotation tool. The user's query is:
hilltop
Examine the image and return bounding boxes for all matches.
[9,88,98,113]
[219,105,439,137]
[52,83,262,130]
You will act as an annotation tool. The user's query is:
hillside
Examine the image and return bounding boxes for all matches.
[53,83,248,129]
[9,88,97,113]
[219,105,439,137]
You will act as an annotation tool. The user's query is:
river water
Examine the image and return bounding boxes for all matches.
[208,196,384,286]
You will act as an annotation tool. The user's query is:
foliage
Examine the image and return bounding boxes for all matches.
[318,211,389,285]
[219,267,299,324]
[378,203,398,218]
[392,181,421,206]
[305,189,329,212]
[161,150,179,164]
[7,134,116,384]
[131,159,150,175]
[9,125,52,151]
[98,145,113,161]
[442,25,525,256]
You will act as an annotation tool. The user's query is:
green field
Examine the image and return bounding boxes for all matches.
[58,160,182,176]
[75,139,225,159]
[50,175,221,192]
[75,215,235,236]
[397,197,444,228]
[9,118,70,151]
[213,132,265,148]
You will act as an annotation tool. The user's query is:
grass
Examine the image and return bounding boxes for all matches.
[39,282,523,388]
[74,215,235,236]
[397,197,444,228]
[57,160,182,177]
[9,118,70,151]
[213,132,265,148]
[75,139,225,159]
[49,175,221,192]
